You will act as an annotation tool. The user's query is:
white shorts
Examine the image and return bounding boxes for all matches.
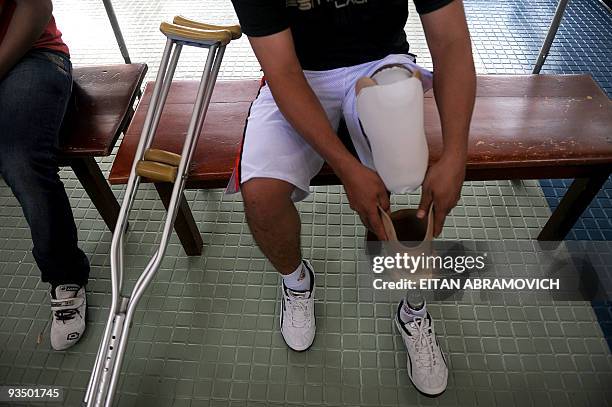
[226,53,433,202]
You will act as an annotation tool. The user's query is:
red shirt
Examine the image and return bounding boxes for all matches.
[0,0,69,56]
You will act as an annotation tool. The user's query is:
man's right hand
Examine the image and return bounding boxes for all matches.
[338,160,390,241]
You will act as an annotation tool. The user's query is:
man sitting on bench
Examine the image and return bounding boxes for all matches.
[0,0,88,350]
[229,0,475,396]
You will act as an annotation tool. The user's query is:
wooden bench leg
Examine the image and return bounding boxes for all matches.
[70,157,119,232]
[154,183,203,256]
[538,173,610,241]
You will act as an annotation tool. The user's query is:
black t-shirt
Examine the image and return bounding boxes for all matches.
[231,0,454,71]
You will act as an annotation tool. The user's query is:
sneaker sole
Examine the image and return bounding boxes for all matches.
[280,332,315,353]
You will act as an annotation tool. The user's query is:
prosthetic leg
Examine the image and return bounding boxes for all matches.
[358,68,448,395]
[83,17,241,407]
[359,65,434,291]
[355,66,428,194]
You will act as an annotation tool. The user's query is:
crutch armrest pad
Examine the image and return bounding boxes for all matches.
[136,160,178,183]
[144,149,182,167]
[160,22,232,46]
[173,16,242,40]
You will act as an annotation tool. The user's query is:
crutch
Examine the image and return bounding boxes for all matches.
[532,0,570,74]
[83,16,241,407]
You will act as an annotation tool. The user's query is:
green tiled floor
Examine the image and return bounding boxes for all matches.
[1,0,611,406]
[2,184,611,406]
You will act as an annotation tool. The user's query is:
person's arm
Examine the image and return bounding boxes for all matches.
[248,30,390,239]
[417,0,476,236]
[0,0,52,80]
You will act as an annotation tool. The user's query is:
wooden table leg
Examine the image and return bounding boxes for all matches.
[154,183,203,256]
[70,156,119,232]
[538,173,610,241]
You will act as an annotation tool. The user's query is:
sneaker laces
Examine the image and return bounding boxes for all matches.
[410,316,438,370]
[54,308,78,323]
[286,291,312,328]
[51,298,84,324]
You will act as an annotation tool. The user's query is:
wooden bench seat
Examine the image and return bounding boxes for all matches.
[58,63,147,231]
[109,74,612,255]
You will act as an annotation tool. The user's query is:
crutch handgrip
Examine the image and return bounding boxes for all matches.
[173,16,242,40]
[160,22,232,46]
[144,148,182,167]
[136,160,178,183]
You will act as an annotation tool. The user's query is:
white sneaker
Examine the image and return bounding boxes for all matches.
[394,300,448,396]
[280,260,315,351]
[50,284,86,351]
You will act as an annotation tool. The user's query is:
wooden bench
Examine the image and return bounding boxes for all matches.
[109,74,612,255]
[58,63,147,231]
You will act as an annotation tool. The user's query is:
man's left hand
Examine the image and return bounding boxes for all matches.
[417,153,466,237]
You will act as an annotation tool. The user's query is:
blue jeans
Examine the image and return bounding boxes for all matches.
[0,49,89,286]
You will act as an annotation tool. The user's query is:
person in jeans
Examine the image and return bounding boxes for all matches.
[229,0,476,396]
[0,0,88,350]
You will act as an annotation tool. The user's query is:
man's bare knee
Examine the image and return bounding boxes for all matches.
[241,178,295,224]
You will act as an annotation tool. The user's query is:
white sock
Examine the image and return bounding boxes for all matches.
[282,261,311,292]
[400,299,427,323]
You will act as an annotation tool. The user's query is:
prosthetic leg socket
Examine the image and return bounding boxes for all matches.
[356,66,428,194]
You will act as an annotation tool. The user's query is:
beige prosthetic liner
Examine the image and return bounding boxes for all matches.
[356,66,428,194]
[375,205,435,308]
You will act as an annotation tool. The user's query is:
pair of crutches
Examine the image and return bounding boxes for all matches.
[83,17,241,407]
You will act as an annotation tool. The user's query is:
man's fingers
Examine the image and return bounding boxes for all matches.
[417,187,433,219]
[368,209,388,241]
[433,205,447,237]
[357,211,376,237]
[378,190,391,213]
[357,212,370,231]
